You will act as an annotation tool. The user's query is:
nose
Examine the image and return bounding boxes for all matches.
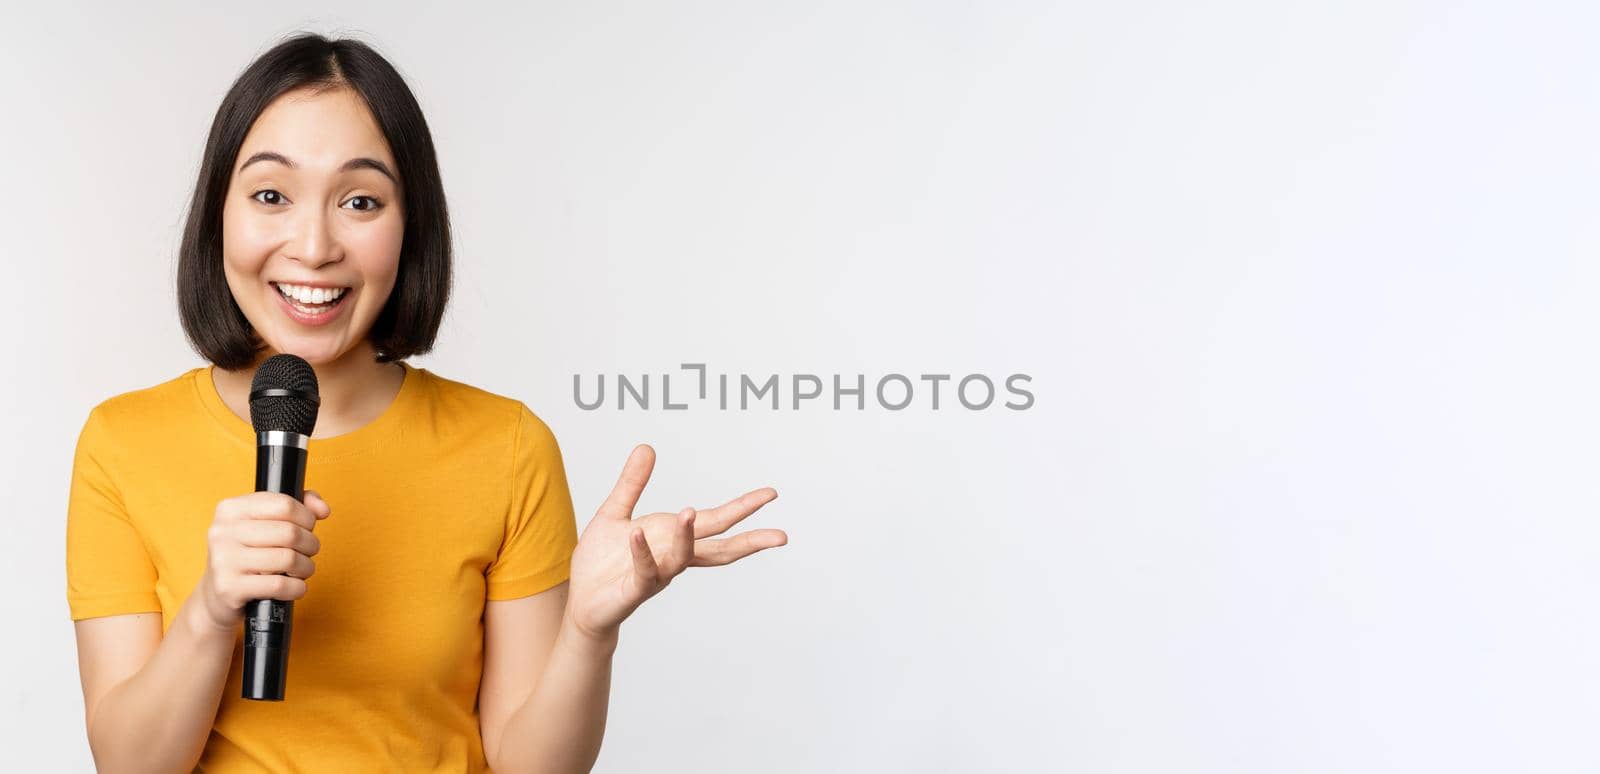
[285,204,343,268]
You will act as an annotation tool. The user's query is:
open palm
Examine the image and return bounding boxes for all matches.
[565,444,788,641]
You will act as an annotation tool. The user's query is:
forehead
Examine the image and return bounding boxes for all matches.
[237,87,396,171]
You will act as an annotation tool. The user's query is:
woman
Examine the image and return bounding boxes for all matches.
[65,33,787,772]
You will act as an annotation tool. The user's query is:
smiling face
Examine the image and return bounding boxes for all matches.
[221,85,405,366]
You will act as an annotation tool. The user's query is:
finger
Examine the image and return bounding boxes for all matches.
[598,445,656,521]
[693,487,778,539]
[234,520,321,557]
[689,528,789,567]
[629,527,660,590]
[663,507,696,577]
[245,574,308,602]
[233,492,316,531]
[304,490,331,521]
[240,546,316,579]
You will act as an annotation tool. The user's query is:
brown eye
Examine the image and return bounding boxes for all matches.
[252,190,285,206]
[344,196,381,212]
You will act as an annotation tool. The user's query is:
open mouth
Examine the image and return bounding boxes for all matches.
[271,282,351,318]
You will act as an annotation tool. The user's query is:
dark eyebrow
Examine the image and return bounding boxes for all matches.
[237,151,398,185]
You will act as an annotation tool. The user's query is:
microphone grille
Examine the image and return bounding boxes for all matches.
[249,354,320,435]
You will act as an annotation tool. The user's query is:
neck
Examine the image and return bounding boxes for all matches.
[212,341,407,439]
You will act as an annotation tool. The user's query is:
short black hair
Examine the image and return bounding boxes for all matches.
[177,32,452,369]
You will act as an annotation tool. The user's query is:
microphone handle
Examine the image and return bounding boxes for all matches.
[243,435,308,701]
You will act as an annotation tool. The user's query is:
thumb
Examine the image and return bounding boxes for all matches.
[597,444,656,521]
[304,490,331,520]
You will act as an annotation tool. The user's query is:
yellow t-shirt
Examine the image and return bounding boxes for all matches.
[65,360,579,772]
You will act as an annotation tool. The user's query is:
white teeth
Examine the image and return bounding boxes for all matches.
[275,283,347,305]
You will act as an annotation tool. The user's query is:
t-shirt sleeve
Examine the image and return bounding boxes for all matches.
[485,404,580,600]
[65,405,161,621]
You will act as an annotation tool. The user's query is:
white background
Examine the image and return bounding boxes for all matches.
[3,1,1597,771]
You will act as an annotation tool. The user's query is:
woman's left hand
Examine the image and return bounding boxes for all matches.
[564,444,788,643]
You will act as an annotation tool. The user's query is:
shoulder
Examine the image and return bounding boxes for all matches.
[79,367,209,443]
[414,368,561,452]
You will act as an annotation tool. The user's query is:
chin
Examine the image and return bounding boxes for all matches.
[263,337,349,366]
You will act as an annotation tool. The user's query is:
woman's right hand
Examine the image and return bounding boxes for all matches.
[193,490,331,633]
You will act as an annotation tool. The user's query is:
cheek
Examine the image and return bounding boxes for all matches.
[349,219,405,293]
[220,200,271,277]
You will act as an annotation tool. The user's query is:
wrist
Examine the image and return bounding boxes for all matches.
[183,586,238,642]
[560,611,620,656]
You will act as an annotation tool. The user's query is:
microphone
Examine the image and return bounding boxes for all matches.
[242,353,320,701]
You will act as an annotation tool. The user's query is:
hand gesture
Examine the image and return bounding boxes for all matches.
[564,445,788,641]
[194,490,331,634]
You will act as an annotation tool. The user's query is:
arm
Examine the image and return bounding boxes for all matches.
[73,492,330,773]
[73,591,237,774]
[480,581,619,774]
[481,445,787,774]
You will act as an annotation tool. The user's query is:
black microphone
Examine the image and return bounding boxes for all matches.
[242,353,320,701]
